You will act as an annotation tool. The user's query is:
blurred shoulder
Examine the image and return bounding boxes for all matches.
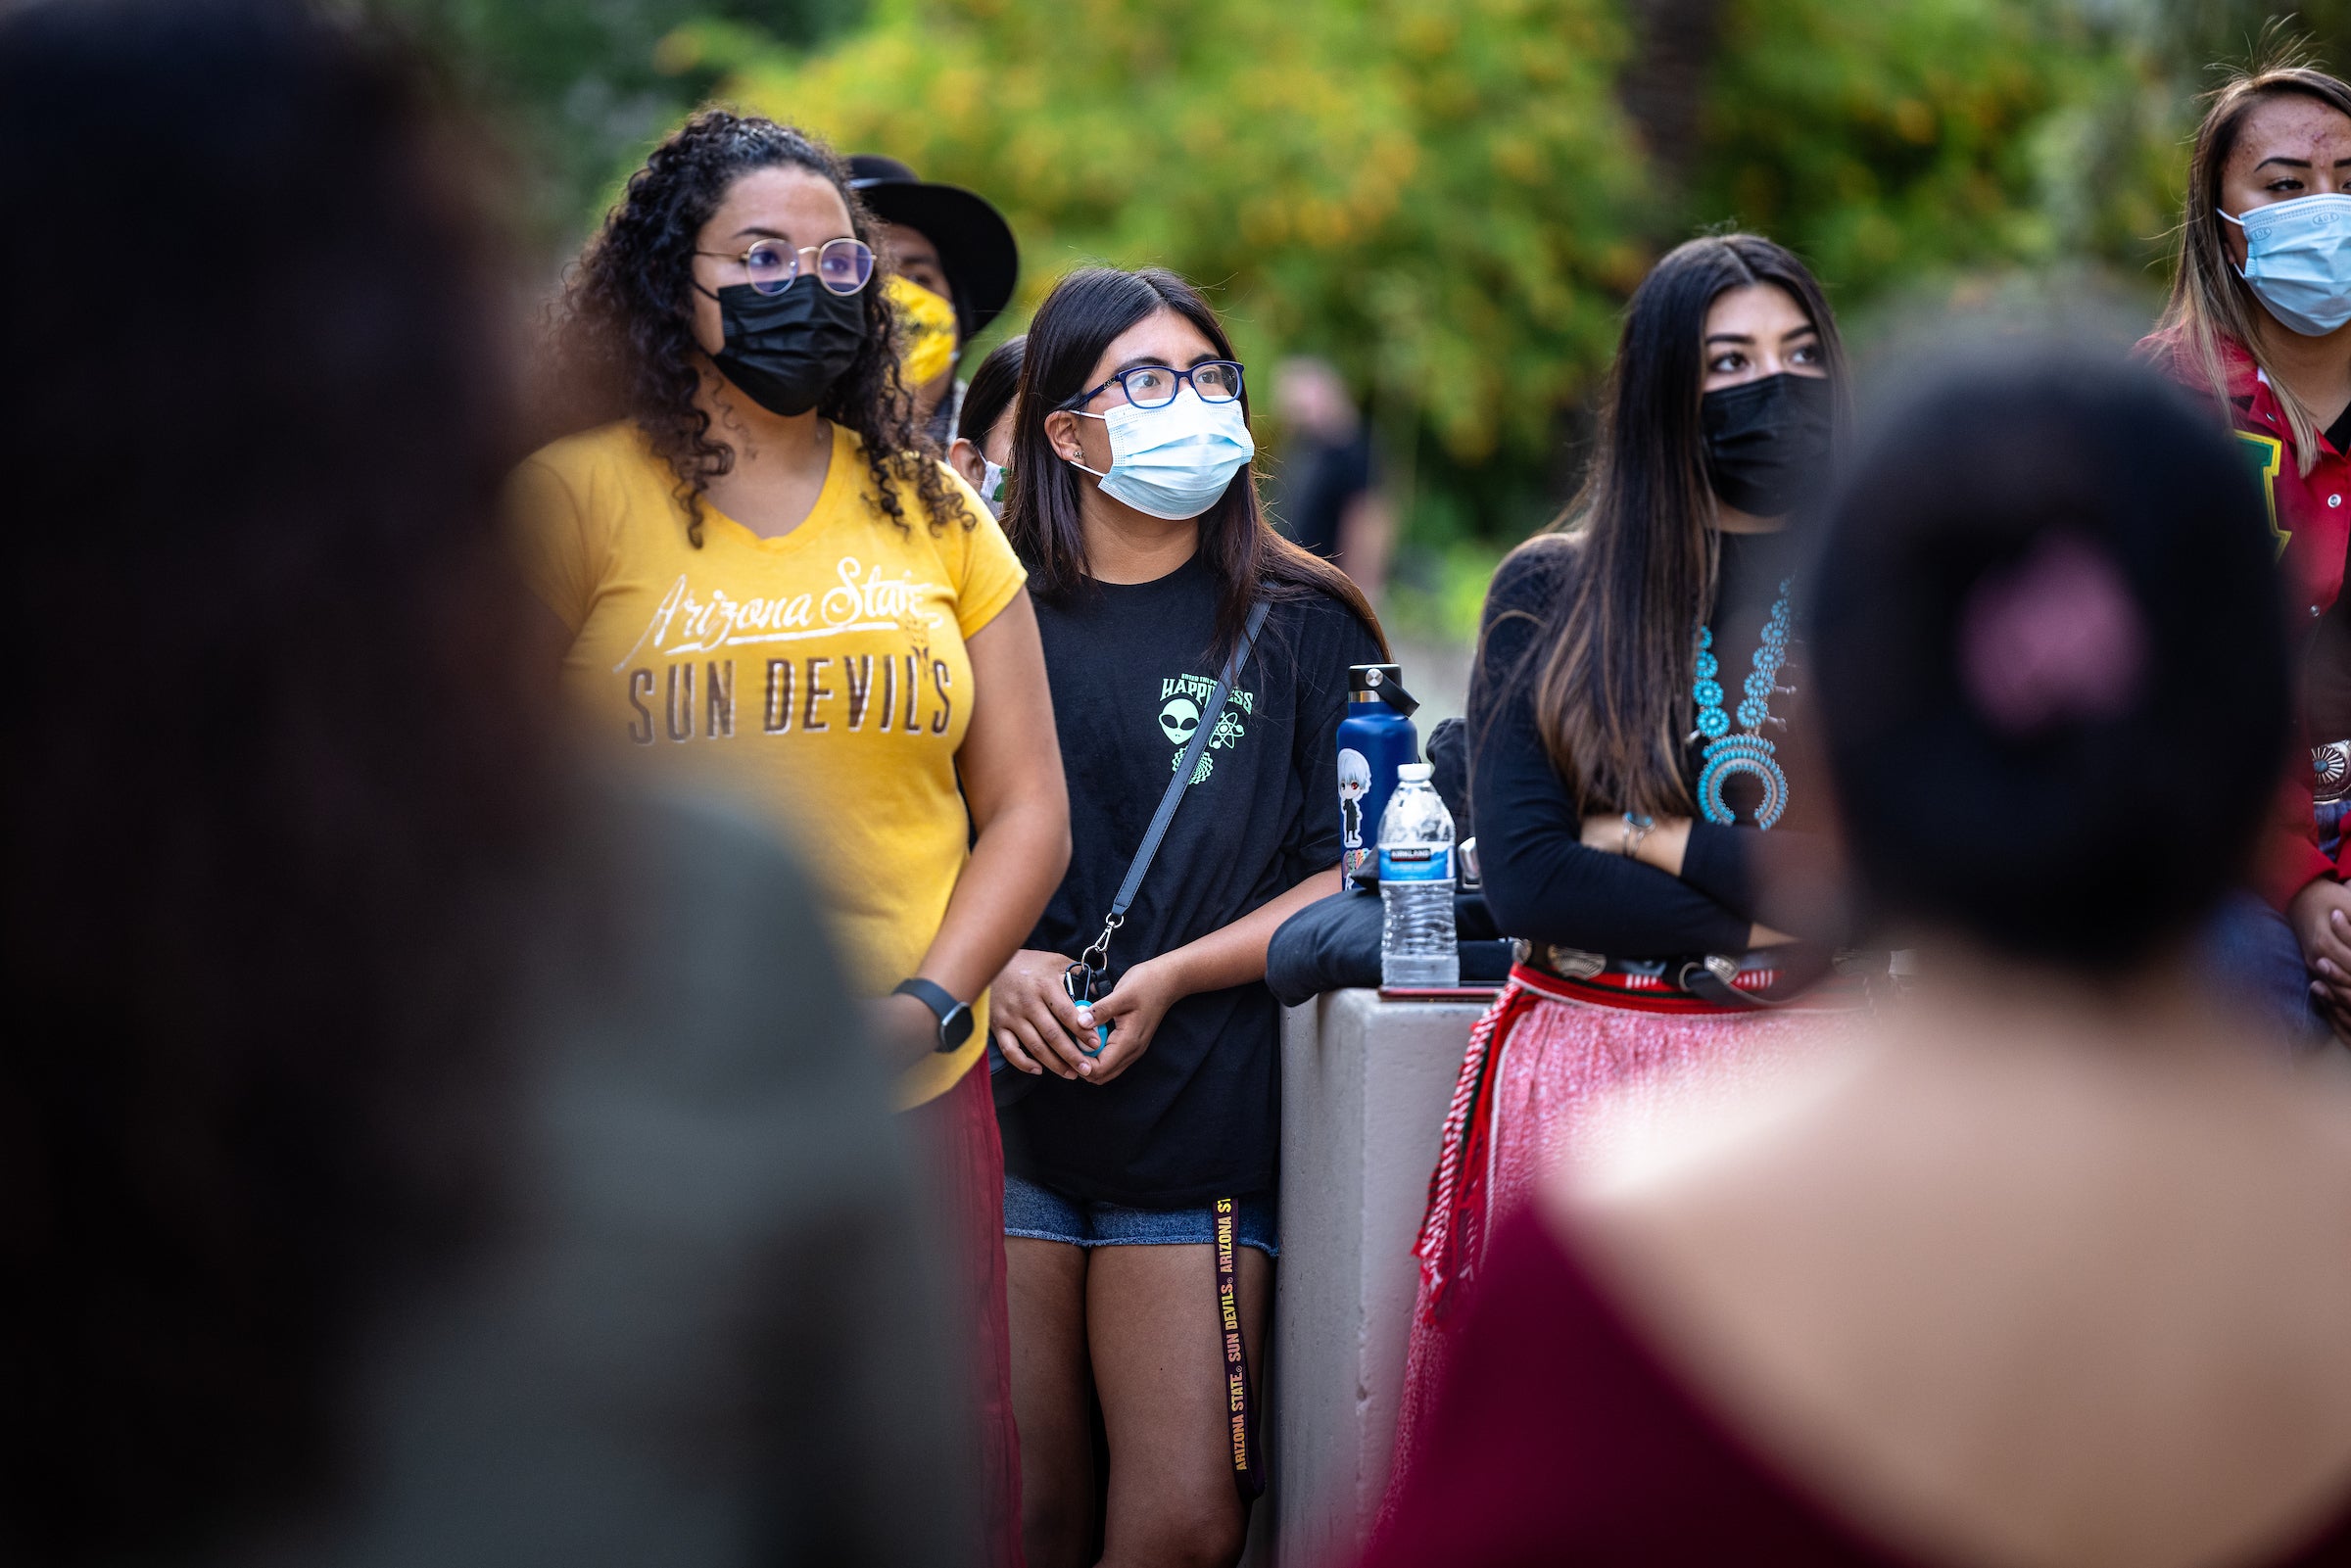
[1545,1025,2351,1568]
[524,772,892,1110]
[543,781,834,1008]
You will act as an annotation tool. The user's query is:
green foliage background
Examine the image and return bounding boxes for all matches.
[389,0,2349,635]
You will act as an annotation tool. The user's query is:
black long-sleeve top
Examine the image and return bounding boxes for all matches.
[1468,530,1817,958]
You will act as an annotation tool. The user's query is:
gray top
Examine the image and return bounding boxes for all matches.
[221,785,972,1568]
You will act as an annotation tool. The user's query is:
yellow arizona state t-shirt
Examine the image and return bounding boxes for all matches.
[508,420,1025,1108]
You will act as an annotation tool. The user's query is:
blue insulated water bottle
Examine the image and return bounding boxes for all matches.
[1337,663,1420,882]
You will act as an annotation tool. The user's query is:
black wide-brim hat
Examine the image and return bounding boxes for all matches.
[847,154,1019,342]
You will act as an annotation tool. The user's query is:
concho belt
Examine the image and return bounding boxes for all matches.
[1512,940,1729,984]
[1513,938,1890,1011]
[1512,939,1796,1002]
[2316,739,2351,806]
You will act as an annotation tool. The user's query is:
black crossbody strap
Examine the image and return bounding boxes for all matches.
[1078,599,1271,973]
[1112,599,1269,919]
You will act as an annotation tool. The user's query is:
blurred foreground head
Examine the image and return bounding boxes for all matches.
[1,9,964,1567]
[1809,354,2289,972]
[0,0,541,1556]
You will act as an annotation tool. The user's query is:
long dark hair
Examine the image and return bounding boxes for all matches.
[957,334,1025,446]
[550,109,973,545]
[1005,266,1384,665]
[2154,44,2351,479]
[1513,233,1847,817]
[0,0,544,1558]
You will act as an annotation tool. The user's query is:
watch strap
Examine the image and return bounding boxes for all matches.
[892,976,974,1052]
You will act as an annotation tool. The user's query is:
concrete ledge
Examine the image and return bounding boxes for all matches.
[1268,989,1484,1566]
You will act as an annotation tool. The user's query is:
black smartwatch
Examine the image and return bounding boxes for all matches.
[892,977,974,1053]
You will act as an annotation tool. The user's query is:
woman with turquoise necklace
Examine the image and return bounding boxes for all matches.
[1388,234,1859,1485]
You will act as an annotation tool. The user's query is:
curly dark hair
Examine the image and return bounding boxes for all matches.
[552,108,974,545]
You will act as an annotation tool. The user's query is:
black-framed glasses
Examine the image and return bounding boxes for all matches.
[696,237,876,297]
[1065,360,1245,411]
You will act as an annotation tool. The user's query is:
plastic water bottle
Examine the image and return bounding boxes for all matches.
[1378,762,1458,987]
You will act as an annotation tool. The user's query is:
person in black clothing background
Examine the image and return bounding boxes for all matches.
[845,153,1021,447]
[986,267,1385,1568]
[1391,233,1861,1485]
[1272,355,1391,598]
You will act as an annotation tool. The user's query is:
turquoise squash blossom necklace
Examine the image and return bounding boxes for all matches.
[1693,578,1793,828]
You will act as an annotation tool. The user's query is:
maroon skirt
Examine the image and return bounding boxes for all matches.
[905,1057,1024,1568]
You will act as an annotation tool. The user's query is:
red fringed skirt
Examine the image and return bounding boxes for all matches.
[1389,961,1852,1499]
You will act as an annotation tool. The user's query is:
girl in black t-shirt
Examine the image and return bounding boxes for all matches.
[986,267,1384,1568]
[1392,234,1861,1484]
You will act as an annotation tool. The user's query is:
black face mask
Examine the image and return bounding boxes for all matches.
[1700,371,1834,516]
[703,279,867,417]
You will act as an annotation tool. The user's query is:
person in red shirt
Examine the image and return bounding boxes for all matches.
[2140,56,2351,1047]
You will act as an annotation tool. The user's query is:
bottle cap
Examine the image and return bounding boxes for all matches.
[1348,663,1419,716]
[1397,762,1434,781]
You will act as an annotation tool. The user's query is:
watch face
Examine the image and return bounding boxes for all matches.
[940,1003,974,1051]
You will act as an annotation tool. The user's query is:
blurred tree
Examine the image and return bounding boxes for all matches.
[372,0,867,248]
[1693,0,2347,305]
[2151,0,2351,80]
[1690,0,2138,295]
[1620,0,1731,180]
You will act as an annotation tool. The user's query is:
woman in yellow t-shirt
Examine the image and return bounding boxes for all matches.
[509,111,1068,1568]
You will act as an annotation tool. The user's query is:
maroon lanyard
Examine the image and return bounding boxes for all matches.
[1216,1197,1265,1499]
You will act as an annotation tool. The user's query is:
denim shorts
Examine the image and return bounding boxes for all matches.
[1003,1171,1278,1258]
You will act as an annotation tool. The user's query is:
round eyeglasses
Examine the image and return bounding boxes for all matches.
[696,237,876,297]
[1065,360,1245,411]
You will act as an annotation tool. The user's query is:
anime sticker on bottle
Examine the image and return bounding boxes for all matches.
[1337,748,1371,865]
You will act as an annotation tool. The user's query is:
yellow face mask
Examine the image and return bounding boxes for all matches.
[885,273,958,388]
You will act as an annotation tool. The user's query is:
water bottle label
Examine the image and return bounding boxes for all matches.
[1379,844,1452,882]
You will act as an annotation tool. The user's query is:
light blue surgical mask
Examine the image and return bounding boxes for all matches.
[2221,193,2351,337]
[1068,388,1257,520]
[979,459,1008,519]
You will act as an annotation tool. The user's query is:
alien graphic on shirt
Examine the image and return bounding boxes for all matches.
[1157,673,1253,784]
